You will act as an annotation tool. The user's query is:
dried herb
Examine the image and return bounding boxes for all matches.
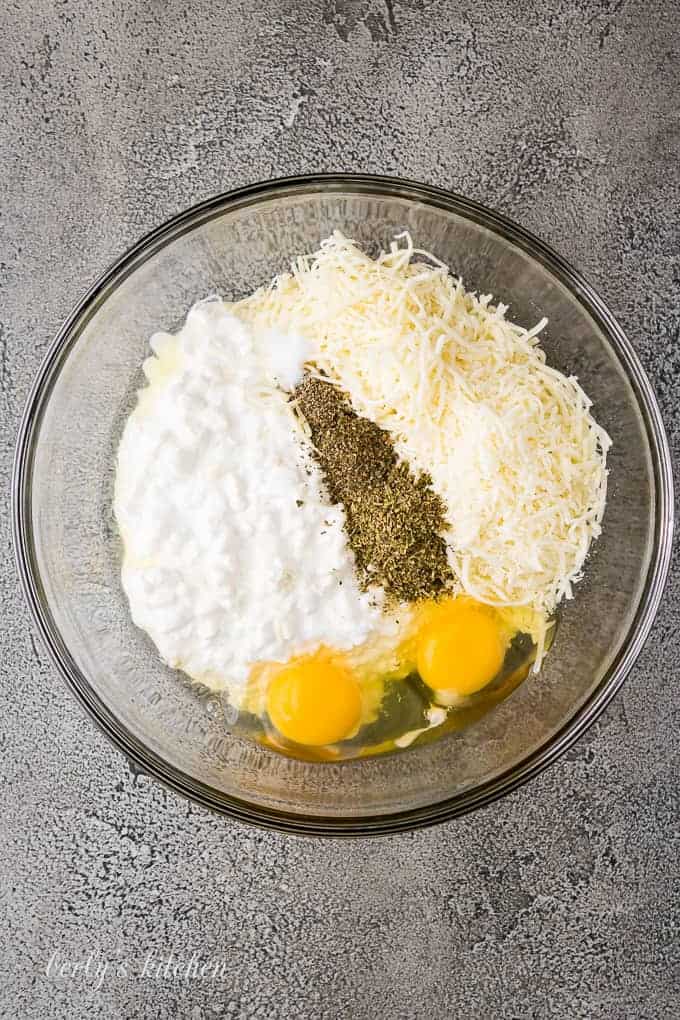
[294,376,453,603]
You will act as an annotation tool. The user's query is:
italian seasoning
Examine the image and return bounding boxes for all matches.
[294,376,453,603]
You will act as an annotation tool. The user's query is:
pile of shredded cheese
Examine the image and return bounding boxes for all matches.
[235,232,611,624]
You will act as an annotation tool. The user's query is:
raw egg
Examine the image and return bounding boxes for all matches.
[242,597,548,756]
[266,652,362,746]
[416,597,506,702]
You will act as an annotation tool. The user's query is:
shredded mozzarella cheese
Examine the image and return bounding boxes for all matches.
[235,232,611,620]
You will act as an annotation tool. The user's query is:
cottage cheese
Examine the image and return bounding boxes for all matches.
[114,299,387,700]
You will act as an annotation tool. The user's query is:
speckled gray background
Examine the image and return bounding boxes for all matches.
[1,1,679,1017]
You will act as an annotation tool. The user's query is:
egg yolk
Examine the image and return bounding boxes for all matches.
[417,599,506,697]
[266,654,362,746]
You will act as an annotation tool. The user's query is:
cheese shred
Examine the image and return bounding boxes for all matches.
[235,232,611,627]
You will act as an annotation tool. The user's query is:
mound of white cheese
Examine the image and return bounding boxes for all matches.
[236,232,611,617]
[114,300,390,696]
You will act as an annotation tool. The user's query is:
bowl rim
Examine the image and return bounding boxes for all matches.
[12,172,674,837]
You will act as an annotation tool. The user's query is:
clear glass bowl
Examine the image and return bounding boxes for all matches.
[13,175,673,835]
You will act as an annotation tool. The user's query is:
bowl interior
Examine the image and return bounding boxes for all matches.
[21,182,660,830]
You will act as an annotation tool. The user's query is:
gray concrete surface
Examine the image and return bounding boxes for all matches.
[1,1,679,1017]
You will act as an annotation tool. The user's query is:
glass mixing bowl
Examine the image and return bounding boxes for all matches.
[13,175,673,836]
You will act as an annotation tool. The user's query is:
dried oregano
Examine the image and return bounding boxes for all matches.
[293,376,453,603]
